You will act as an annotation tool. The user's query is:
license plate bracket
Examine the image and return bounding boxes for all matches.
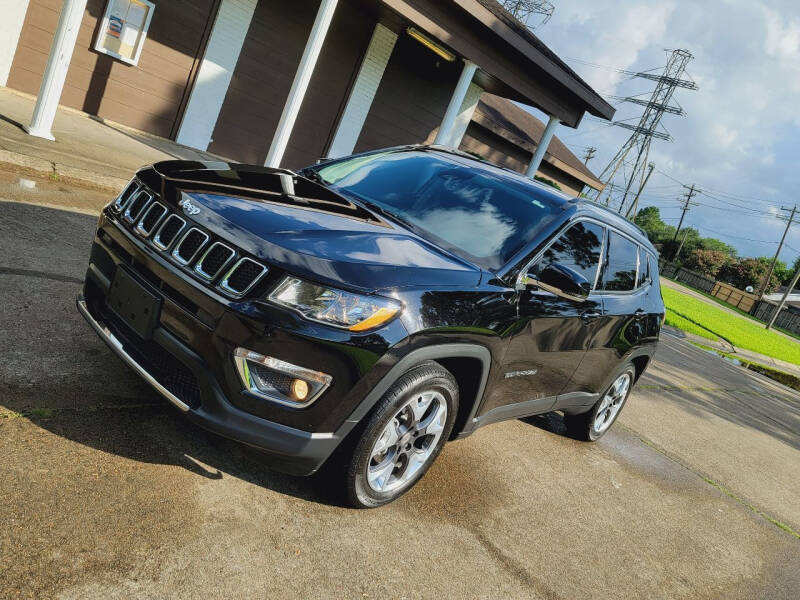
[107,267,161,339]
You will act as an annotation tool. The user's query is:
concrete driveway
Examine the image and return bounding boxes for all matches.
[2,190,799,599]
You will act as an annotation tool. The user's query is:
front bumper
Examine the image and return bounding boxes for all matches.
[77,293,341,475]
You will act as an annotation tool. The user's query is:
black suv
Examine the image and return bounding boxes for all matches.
[78,147,663,507]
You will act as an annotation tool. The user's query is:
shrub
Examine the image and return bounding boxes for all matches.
[683,249,730,278]
[718,257,780,293]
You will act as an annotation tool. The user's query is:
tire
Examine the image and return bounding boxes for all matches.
[564,365,635,441]
[342,361,459,508]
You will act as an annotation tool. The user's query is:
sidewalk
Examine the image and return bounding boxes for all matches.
[0,88,223,193]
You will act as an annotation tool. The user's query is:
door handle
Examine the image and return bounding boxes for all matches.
[580,311,601,323]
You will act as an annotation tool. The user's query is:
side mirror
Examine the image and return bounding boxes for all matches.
[520,262,590,302]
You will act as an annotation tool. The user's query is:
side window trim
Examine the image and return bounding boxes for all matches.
[514,217,607,294]
[596,227,646,296]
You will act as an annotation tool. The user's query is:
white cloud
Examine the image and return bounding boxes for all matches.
[528,0,800,257]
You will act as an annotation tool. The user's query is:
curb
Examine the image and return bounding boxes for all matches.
[0,150,128,194]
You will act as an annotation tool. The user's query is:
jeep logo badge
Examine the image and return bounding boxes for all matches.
[178,197,201,216]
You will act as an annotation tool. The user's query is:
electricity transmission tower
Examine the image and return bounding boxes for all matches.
[582,146,597,165]
[498,0,555,29]
[595,49,698,215]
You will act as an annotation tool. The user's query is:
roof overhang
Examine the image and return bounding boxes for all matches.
[471,111,605,191]
[374,0,615,128]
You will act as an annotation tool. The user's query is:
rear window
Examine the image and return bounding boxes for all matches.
[601,232,639,291]
[312,151,564,270]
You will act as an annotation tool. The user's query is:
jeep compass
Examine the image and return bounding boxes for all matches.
[77,146,664,507]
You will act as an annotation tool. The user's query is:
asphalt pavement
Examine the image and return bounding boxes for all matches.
[2,186,799,600]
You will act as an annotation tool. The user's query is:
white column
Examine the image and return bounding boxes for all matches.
[526,115,560,178]
[445,81,483,148]
[265,0,338,168]
[326,22,397,158]
[0,0,31,87]
[433,59,477,147]
[176,0,257,150]
[25,0,88,141]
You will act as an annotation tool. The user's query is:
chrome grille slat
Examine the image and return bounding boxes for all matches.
[194,242,236,281]
[171,227,209,266]
[123,190,153,224]
[218,258,268,297]
[152,214,186,250]
[112,181,140,213]
[135,202,168,237]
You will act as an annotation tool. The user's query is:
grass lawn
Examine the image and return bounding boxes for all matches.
[664,310,719,341]
[661,285,800,366]
[663,277,800,343]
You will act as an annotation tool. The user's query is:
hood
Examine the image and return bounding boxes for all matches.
[137,161,481,293]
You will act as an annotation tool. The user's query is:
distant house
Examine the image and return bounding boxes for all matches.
[460,94,605,197]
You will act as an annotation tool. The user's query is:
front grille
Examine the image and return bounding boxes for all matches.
[124,190,152,223]
[110,182,270,299]
[195,242,235,281]
[135,202,167,237]
[219,258,268,297]
[172,228,209,265]
[153,214,185,250]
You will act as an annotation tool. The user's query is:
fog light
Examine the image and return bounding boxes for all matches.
[233,348,332,408]
[291,378,309,401]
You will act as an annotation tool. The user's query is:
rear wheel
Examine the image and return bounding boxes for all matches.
[343,362,458,508]
[564,366,634,441]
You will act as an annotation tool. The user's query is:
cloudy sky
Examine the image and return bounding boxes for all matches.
[524,0,800,260]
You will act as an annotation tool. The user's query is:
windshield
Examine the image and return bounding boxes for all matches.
[311,151,565,270]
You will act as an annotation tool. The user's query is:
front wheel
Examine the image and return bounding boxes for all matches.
[343,362,459,508]
[564,366,635,441]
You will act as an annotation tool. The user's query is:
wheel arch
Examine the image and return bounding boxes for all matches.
[334,344,492,442]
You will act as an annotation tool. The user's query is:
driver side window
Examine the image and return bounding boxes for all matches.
[530,221,605,289]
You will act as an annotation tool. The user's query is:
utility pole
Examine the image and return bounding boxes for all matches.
[625,161,655,220]
[674,229,690,261]
[766,261,800,329]
[671,184,699,258]
[582,146,596,165]
[757,205,797,297]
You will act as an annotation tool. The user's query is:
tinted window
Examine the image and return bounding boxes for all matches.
[311,151,564,269]
[530,221,604,289]
[637,248,650,288]
[601,232,639,291]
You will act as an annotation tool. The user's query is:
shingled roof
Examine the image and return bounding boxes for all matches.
[472,93,604,190]
[475,0,608,110]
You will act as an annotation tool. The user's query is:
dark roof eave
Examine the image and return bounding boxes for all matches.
[454,0,615,120]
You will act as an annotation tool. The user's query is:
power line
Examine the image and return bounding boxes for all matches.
[594,49,698,215]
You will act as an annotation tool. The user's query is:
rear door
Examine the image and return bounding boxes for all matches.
[570,230,647,396]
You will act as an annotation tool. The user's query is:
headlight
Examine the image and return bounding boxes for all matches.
[268,277,402,331]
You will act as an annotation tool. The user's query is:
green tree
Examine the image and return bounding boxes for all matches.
[698,237,737,257]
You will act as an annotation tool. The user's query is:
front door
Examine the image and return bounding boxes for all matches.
[478,220,606,423]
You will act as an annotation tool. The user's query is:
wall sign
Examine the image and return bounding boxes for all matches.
[94,0,155,66]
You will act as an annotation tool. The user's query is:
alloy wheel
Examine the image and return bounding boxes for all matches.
[366,390,448,493]
[593,372,631,434]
